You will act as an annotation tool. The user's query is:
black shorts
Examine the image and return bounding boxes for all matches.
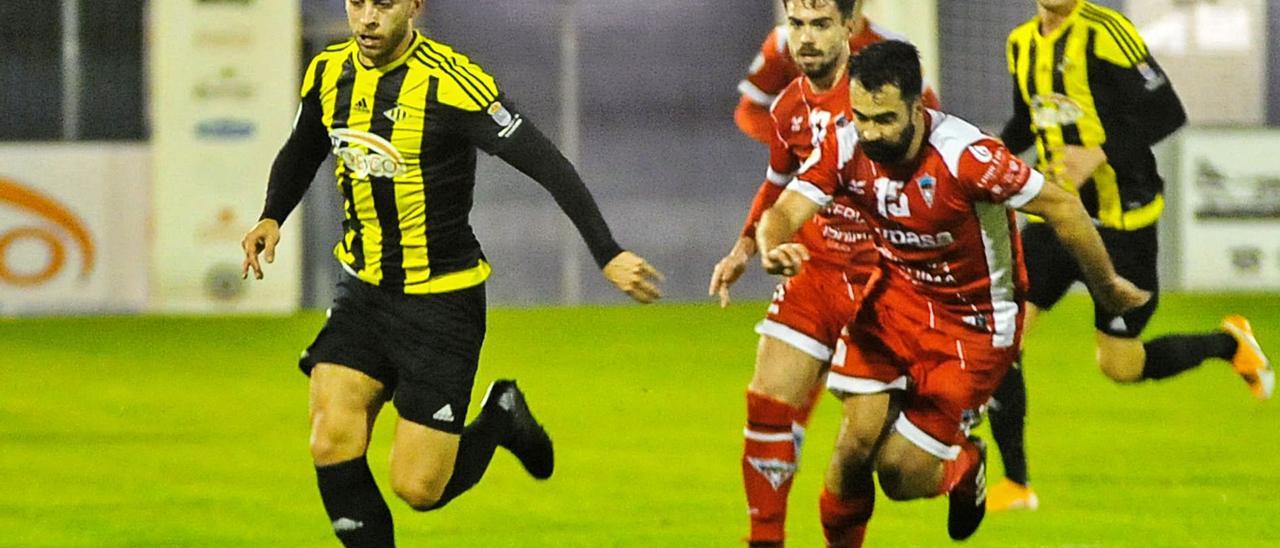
[1021,222,1159,338]
[299,275,486,434]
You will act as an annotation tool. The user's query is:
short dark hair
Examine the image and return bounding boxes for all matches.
[781,0,858,20]
[848,40,923,103]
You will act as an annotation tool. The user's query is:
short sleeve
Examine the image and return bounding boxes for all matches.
[789,130,839,207]
[957,138,1043,208]
[766,121,798,185]
[739,27,800,107]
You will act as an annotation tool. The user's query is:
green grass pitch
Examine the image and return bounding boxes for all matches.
[2,293,1277,546]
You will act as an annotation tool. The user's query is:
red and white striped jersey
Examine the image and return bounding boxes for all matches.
[792,110,1045,348]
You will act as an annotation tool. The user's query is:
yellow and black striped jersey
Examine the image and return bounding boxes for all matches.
[259,31,622,295]
[1001,1,1186,230]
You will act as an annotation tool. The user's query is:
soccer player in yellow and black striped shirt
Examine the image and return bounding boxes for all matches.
[984,0,1273,513]
[238,1,663,545]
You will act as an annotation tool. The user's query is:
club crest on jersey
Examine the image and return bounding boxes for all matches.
[917,174,936,208]
[791,116,803,133]
[487,101,514,127]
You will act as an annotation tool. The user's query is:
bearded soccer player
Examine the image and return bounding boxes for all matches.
[984,0,1274,512]
[733,0,939,145]
[758,41,1149,544]
[709,1,879,545]
[239,1,662,545]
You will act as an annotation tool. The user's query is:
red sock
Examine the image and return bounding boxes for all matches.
[819,482,874,548]
[936,439,980,496]
[743,391,798,543]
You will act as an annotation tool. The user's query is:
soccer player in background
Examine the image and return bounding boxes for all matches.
[711,2,939,545]
[758,41,1150,544]
[732,0,939,145]
[239,0,663,545]
[985,0,1274,512]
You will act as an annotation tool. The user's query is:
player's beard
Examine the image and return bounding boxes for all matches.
[861,120,916,164]
[800,54,840,81]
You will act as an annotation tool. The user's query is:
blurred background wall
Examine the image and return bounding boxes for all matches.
[1,0,1278,313]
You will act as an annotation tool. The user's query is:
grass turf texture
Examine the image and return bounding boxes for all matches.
[2,293,1277,546]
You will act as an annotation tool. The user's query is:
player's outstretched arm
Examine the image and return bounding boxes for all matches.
[1017,179,1150,315]
[243,92,329,281]
[491,114,664,304]
[756,190,821,277]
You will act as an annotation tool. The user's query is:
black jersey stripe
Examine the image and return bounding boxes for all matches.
[332,58,364,272]
[1009,39,1020,73]
[1080,13,1141,65]
[413,51,487,108]
[418,42,496,102]
[1024,39,1056,165]
[367,65,411,288]
[1080,7,1143,65]
[1081,5,1146,58]
[417,43,496,105]
[1051,34,1083,147]
[413,48,491,107]
[340,175,365,272]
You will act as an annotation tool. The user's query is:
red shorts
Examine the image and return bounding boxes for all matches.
[827,284,1020,459]
[755,261,871,362]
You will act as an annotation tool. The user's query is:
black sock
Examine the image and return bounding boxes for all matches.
[428,410,511,510]
[988,361,1029,485]
[1142,333,1238,380]
[315,456,395,548]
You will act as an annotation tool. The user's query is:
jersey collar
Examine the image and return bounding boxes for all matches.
[1035,1,1085,43]
[352,30,424,74]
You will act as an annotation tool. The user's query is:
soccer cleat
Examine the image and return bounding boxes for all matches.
[1221,315,1274,401]
[481,379,555,479]
[947,437,987,541]
[986,478,1039,512]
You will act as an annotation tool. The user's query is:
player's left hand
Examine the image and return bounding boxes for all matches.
[761,243,809,277]
[1093,274,1152,316]
[604,251,665,304]
[1057,145,1108,189]
[240,219,281,280]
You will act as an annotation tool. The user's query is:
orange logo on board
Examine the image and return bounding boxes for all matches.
[0,177,95,287]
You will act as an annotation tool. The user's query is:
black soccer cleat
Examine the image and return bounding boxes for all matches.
[481,379,555,480]
[947,436,987,541]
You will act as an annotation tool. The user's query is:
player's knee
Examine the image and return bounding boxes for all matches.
[309,426,364,465]
[391,473,449,511]
[1098,353,1143,383]
[832,424,880,467]
[874,460,914,501]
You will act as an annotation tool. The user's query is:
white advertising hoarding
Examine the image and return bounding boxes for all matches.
[0,145,149,315]
[1129,0,1268,125]
[1174,129,1280,290]
[149,0,302,313]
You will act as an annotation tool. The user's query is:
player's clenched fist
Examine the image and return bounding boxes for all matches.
[761,243,809,277]
[240,219,281,280]
[603,251,665,304]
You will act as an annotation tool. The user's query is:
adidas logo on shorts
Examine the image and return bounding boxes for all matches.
[433,404,455,422]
